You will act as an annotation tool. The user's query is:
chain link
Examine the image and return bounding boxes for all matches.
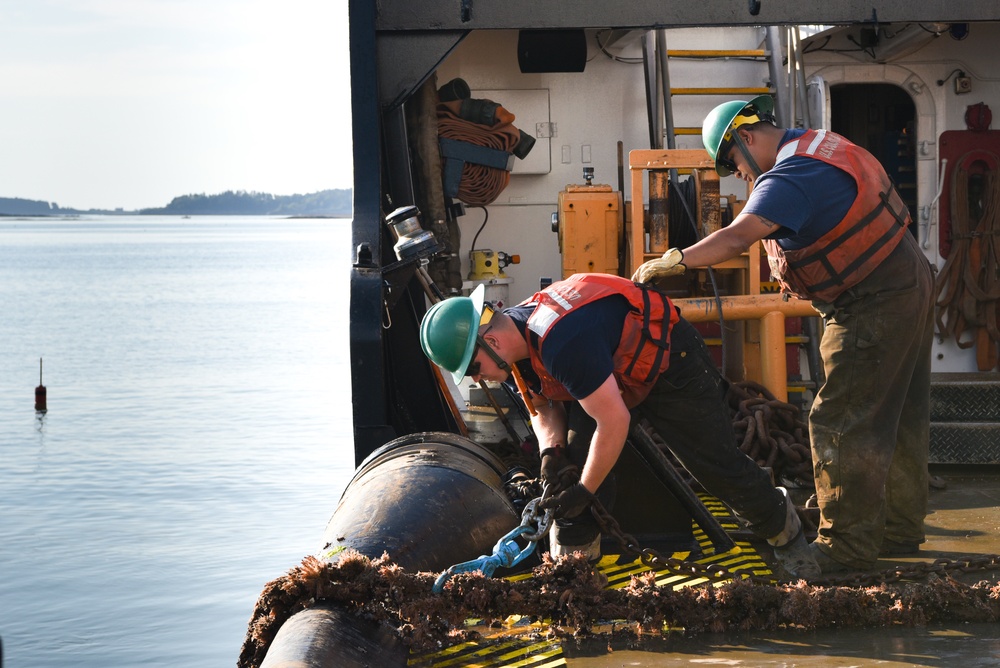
[588,494,779,584]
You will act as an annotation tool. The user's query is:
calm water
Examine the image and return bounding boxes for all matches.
[0,216,356,667]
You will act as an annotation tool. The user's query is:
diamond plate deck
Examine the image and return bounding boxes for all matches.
[930,373,1000,464]
[930,373,1000,422]
[930,423,1000,464]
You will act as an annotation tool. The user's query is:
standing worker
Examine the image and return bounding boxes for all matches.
[634,95,934,574]
[419,275,820,579]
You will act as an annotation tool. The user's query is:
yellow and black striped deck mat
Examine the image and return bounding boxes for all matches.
[407,493,774,668]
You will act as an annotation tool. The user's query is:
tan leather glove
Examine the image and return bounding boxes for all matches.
[631,247,686,284]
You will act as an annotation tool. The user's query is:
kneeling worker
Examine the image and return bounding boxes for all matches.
[419,273,820,579]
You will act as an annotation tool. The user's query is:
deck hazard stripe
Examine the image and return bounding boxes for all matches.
[411,492,774,666]
[408,638,565,668]
[599,492,774,588]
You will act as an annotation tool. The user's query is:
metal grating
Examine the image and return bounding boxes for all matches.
[930,380,1000,422]
[929,373,1000,464]
[408,638,566,668]
[930,423,1000,464]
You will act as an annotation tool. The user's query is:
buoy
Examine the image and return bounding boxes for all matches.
[34,357,47,413]
[259,432,520,668]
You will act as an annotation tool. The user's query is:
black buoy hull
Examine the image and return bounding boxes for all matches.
[258,605,408,668]
[260,432,519,667]
[321,432,519,569]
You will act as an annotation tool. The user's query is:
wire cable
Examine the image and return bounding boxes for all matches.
[469,205,489,251]
[670,177,730,373]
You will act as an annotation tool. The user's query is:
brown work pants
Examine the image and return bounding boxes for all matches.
[809,232,934,568]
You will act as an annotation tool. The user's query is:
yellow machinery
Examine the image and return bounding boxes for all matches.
[554,168,623,278]
[466,249,520,305]
[549,154,814,403]
[468,249,518,280]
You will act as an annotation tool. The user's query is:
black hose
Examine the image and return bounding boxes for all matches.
[670,177,729,374]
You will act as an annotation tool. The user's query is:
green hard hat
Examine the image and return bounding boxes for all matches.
[419,284,486,384]
[702,94,775,176]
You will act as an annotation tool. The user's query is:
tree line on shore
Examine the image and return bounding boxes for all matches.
[0,189,352,217]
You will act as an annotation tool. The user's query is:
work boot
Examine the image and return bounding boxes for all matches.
[807,542,852,574]
[550,524,601,563]
[767,488,821,580]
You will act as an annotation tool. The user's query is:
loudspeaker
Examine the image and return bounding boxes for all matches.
[517,29,587,73]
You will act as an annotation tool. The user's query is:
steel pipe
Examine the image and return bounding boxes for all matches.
[674,294,818,401]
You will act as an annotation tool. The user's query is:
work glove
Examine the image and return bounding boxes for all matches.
[631,247,686,284]
[539,482,594,520]
[540,446,578,492]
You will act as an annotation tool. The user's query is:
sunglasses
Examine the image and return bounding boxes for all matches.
[717,140,738,175]
[464,304,496,377]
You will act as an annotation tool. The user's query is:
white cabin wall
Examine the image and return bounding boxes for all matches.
[803,22,1000,372]
[435,26,770,304]
[437,29,639,303]
[423,24,1000,373]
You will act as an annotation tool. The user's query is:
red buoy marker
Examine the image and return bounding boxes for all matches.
[35,357,47,413]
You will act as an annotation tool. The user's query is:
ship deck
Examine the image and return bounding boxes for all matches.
[442,397,1000,667]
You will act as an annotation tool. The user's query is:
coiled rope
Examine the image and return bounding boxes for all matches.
[934,153,1000,370]
[437,99,521,206]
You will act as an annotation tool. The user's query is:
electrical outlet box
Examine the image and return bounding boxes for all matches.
[955,76,972,94]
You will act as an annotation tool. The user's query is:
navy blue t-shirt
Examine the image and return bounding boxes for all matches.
[504,295,633,401]
[745,129,857,250]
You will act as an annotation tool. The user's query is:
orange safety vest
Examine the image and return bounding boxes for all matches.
[762,129,911,302]
[520,273,679,408]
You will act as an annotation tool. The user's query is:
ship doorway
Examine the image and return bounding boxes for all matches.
[830,83,917,234]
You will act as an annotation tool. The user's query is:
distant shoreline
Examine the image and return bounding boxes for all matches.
[0,188,353,217]
[0,213,352,219]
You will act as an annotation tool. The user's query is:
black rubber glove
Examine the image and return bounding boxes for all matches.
[539,482,594,520]
[540,447,577,490]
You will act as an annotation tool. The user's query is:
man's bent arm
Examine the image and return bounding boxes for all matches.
[530,398,568,451]
[681,212,777,268]
[577,374,632,493]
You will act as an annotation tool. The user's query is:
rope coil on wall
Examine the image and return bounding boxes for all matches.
[436,99,523,206]
[934,151,1000,370]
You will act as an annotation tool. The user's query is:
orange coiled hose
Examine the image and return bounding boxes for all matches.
[437,99,521,206]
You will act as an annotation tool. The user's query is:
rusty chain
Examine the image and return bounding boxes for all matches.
[587,495,777,584]
[727,380,814,487]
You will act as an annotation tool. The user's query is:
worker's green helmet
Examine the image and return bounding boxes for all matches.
[419,284,486,384]
[702,94,776,176]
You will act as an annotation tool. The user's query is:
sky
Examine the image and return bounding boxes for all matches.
[0,0,352,211]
